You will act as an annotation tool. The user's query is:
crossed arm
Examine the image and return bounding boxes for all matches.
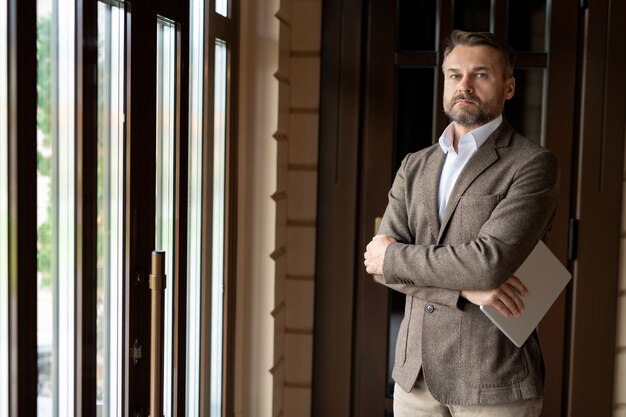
[363,149,558,318]
[364,235,528,317]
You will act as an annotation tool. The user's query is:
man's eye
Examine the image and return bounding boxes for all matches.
[476,73,487,79]
[450,74,461,79]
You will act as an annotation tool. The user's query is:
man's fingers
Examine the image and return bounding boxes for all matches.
[506,275,528,296]
[491,284,522,317]
[493,275,528,318]
[492,299,514,318]
[500,283,524,315]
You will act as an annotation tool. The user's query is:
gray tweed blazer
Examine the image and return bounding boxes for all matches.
[375,120,559,405]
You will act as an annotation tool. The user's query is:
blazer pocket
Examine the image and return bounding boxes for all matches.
[458,194,500,241]
[394,297,413,367]
[460,308,528,388]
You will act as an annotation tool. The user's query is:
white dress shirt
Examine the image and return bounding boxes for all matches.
[437,115,503,222]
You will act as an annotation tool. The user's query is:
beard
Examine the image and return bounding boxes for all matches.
[444,93,504,127]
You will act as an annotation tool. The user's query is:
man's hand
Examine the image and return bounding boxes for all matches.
[364,235,397,275]
[461,276,528,318]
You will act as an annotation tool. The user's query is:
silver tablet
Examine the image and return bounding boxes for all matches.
[480,240,572,348]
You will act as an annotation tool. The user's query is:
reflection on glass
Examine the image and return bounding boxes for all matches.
[96,2,124,416]
[0,0,8,414]
[216,0,228,17]
[508,0,546,52]
[505,69,545,145]
[211,38,228,417]
[397,0,436,51]
[394,68,435,174]
[155,16,176,417]
[186,0,204,413]
[36,0,76,415]
[453,0,490,32]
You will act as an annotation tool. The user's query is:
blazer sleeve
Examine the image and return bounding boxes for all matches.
[374,154,461,307]
[380,149,559,292]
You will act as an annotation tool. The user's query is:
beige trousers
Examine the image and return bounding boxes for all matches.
[393,374,542,417]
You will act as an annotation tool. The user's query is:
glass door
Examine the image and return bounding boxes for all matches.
[4,0,237,414]
[124,3,177,414]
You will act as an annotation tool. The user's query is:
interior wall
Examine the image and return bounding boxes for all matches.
[282,0,322,416]
[235,0,279,415]
[235,0,321,416]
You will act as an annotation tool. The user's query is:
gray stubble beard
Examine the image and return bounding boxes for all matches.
[444,94,506,128]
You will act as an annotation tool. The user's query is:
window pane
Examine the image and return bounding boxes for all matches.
[397,0,436,51]
[394,68,435,174]
[211,38,228,417]
[453,0,491,32]
[216,0,227,17]
[508,0,547,53]
[36,0,76,415]
[155,16,176,417]
[0,0,8,414]
[504,68,546,145]
[186,0,204,413]
[97,2,125,416]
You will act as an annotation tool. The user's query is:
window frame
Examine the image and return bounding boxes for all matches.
[199,3,239,416]
[7,0,40,415]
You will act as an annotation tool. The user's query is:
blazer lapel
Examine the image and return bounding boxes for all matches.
[436,137,501,243]
[420,149,446,241]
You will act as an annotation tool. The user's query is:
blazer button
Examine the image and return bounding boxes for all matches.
[425,304,434,313]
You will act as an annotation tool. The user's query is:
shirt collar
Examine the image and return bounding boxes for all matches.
[438,115,503,154]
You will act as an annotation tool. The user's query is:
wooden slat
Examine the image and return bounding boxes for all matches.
[75,0,98,415]
[7,0,38,416]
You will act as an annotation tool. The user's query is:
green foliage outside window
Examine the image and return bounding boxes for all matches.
[37,14,53,290]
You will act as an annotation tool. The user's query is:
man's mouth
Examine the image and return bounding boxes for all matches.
[453,95,479,106]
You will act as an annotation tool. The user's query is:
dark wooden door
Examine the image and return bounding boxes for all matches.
[354,1,578,416]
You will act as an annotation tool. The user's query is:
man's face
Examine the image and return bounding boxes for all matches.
[442,45,515,129]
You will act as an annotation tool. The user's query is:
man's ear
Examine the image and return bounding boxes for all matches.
[505,76,515,100]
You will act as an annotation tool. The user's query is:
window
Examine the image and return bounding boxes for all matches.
[155,15,176,417]
[210,38,228,417]
[36,0,76,414]
[186,0,204,413]
[216,0,228,17]
[7,0,239,414]
[187,1,235,413]
[96,2,125,415]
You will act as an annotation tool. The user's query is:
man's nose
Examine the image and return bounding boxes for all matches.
[457,76,474,93]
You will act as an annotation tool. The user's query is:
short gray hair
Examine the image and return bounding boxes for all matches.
[442,30,515,78]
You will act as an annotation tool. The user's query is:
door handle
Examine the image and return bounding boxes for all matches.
[149,251,166,417]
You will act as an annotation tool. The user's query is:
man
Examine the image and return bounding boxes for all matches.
[363,30,558,417]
